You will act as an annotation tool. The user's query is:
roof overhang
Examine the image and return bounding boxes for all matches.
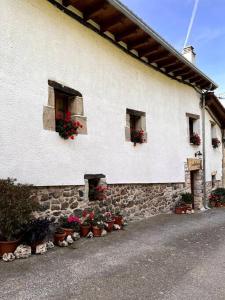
[206,93,225,129]
[48,0,218,91]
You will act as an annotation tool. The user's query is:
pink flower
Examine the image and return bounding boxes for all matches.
[68,215,81,223]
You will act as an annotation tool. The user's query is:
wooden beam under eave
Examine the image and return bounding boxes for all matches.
[114,25,139,41]
[139,44,161,57]
[182,72,198,81]
[155,56,176,67]
[62,0,71,7]
[172,67,192,77]
[127,37,150,50]
[83,1,108,20]
[131,39,153,51]
[100,14,126,32]
[165,62,184,73]
[146,50,169,63]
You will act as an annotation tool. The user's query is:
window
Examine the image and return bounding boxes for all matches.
[55,90,69,120]
[212,174,216,188]
[125,109,147,145]
[43,80,87,134]
[210,122,220,148]
[186,113,200,145]
[84,174,107,201]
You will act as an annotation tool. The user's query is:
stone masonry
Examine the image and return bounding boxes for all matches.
[36,182,190,221]
[36,162,222,221]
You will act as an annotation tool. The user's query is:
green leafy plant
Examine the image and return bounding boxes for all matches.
[59,215,81,232]
[0,178,40,241]
[22,218,52,246]
[180,192,193,205]
[210,188,225,203]
[92,213,105,229]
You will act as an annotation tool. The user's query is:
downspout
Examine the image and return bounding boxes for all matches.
[222,129,225,187]
[201,91,207,208]
[201,85,213,209]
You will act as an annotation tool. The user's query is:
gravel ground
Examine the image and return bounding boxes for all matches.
[1,209,225,300]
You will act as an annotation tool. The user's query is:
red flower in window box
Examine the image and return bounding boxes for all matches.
[212,138,220,149]
[190,132,201,146]
[131,129,145,145]
[56,112,83,140]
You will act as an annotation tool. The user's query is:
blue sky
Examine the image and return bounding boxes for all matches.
[120,0,225,97]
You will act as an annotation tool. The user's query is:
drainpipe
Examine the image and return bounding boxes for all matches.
[222,129,225,187]
[201,85,213,209]
[201,91,207,208]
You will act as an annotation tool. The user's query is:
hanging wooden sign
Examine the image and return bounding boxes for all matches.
[187,158,202,171]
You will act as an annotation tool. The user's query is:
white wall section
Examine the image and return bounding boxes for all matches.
[0,0,222,185]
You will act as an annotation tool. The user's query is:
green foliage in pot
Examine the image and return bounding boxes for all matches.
[22,218,52,246]
[0,178,40,241]
[92,214,105,229]
[211,188,225,203]
[180,192,193,205]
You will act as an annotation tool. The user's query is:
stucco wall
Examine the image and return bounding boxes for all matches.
[0,0,222,185]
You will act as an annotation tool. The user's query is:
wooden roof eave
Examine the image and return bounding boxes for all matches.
[59,0,217,90]
[206,93,225,129]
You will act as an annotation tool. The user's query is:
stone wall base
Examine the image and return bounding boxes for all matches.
[36,179,222,221]
[36,182,191,221]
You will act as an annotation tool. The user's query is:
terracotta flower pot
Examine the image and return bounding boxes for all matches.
[0,240,20,257]
[106,220,115,232]
[114,216,123,226]
[80,225,90,237]
[62,228,74,237]
[210,201,216,207]
[216,202,222,207]
[92,226,102,237]
[54,232,66,245]
[175,206,186,214]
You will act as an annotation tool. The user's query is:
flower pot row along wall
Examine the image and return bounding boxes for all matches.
[209,188,225,207]
[0,178,126,261]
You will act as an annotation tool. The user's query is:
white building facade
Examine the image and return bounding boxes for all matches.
[1,0,224,219]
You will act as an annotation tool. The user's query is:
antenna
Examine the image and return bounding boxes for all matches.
[183,0,200,50]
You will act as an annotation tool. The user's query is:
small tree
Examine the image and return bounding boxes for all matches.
[0,178,40,241]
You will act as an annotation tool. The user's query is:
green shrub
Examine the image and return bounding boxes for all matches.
[0,178,40,241]
[211,188,225,203]
[180,192,193,204]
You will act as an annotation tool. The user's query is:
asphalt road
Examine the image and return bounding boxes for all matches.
[1,209,225,300]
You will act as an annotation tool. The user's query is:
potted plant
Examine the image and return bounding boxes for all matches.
[180,192,193,209]
[104,212,115,232]
[92,214,105,237]
[210,188,225,207]
[80,210,93,237]
[212,138,221,149]
[114,211,123,226]
[59,215,81,236]
[54,227,66,245]
[0,178,40,256]
[175,204,187,214]
[22,218,52,253]
[56,111,83,140]
[131,129,145,146]
[190,132,201,146]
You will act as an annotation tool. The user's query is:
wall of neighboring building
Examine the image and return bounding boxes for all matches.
[0,0,222,193]
[205,110,223,181]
